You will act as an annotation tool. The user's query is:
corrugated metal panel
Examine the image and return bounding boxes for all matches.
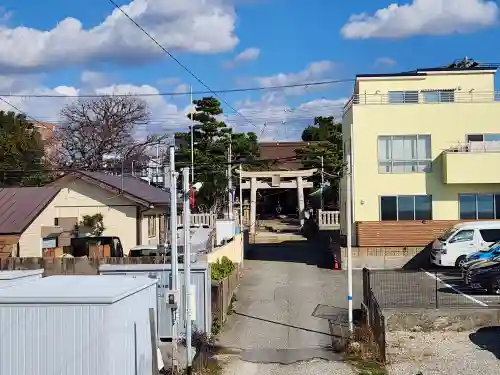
[99,262,211,339]
[0,269,43,288]
[0,275,158,375]
[0,187,61,234]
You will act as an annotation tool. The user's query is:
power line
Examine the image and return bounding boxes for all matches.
[0,78,354,98]
[106,0,271,139]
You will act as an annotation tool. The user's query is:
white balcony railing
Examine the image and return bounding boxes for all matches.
[446,141,500,153]
[344,91,500,112]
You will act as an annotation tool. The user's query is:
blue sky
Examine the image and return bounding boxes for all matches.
[0,0,499,140]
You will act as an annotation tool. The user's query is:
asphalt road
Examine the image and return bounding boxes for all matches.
[217,240,360,375]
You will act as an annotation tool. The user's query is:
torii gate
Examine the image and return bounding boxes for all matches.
[237,169,317,234]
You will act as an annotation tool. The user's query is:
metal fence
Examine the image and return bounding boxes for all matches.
[367,268,490,309]
[362,268,386,363]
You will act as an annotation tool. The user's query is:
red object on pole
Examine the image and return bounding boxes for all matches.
[189,185,195,208]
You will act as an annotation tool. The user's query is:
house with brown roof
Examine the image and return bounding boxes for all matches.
[0,187,62,258]
[0,172,177,258]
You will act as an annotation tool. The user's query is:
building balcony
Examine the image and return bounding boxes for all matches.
[344,90,500,112]
[442,142,500,184]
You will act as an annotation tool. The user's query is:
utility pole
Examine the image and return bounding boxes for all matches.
[345,135,353,333]
[169,147,179,350]
[182,167,193,374]
[320,156,324,210]
[227,132,233,219]
[190,85,195,185]
[239,163,243,229]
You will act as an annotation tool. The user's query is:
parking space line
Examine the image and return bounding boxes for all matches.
[421,269,488,307]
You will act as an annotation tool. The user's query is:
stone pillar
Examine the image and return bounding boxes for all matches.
[250,177,257,234]
[297,176,305,226]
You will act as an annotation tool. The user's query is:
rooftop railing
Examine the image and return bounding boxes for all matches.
[344,90,500,112]
[445,141,500,153]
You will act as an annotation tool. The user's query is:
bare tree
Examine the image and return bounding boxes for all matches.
[54,96,167,169]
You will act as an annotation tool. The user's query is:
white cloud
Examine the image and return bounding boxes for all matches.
[80,71,110,87]
[254,60,335,95]
[0,0,239,72]
[341,0,499,39]
[225,96,347,141]
[0,73,346,142]
[374,57,396,66]
[173,83,189,94]
[223,47,260,68]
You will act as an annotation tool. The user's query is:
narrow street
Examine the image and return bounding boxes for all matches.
[216,235,360,375]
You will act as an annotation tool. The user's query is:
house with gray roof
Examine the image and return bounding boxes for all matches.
[46,171,182,256]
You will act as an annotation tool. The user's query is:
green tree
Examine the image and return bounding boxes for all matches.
[175,97,261,212]
[0,111,48,186]
[295,116,343,206]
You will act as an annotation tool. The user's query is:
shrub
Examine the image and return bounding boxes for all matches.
[211,256,236,281]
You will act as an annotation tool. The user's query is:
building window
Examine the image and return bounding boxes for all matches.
[388,91,419,104]
[459,194,500,219]
[422,90,455,103]
[467,134,500,142]
[147,216,157,237]
[380,195,432,221]
[378,135,431,173]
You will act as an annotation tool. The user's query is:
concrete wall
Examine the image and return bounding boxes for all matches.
[384,308,500,332]
[205,234,243,264]
[339,247,425,269]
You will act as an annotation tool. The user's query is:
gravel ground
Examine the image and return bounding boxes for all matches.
[218,356,357,375]
[386,329,500,375]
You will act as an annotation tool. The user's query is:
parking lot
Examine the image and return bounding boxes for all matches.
[369,268,500,309]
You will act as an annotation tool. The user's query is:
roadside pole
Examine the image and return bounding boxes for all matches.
[239,163,244,265]
[190,85,195,184]
[227,132,233,219]
[346,135,353,333]
[320,156,324,210]
[182,167,193,374]
[169,147,179,348]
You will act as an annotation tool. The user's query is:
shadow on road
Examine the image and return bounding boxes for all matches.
[469,326,500,359]
[245,240,335,269]
[233,311,341,338]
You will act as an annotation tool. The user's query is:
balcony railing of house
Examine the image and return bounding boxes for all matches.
[445,141,500,153]
[343,91,500,112]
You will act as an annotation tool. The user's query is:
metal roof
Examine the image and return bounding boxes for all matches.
[0,269,44,280]
[0,275,158,304]
[0,187,61,234]
[74,171,171,206]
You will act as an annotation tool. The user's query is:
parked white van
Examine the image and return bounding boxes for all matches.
[431,221,500,267]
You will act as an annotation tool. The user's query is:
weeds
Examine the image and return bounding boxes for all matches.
[344,324,387,375]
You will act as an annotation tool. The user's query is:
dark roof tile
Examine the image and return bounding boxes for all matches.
[0,187,61,234]
[74,171,170,206]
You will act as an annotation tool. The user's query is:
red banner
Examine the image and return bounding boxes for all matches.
[189,185,195,208]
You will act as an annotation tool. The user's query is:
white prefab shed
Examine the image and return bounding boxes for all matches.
[0,269,43,288]
[0,275,158,375]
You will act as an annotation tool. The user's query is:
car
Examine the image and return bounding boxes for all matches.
[431,221,500,267]
[461,242,500,276]
[464,255,500,294]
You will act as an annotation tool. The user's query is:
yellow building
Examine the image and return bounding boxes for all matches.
[341,63,500,247]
